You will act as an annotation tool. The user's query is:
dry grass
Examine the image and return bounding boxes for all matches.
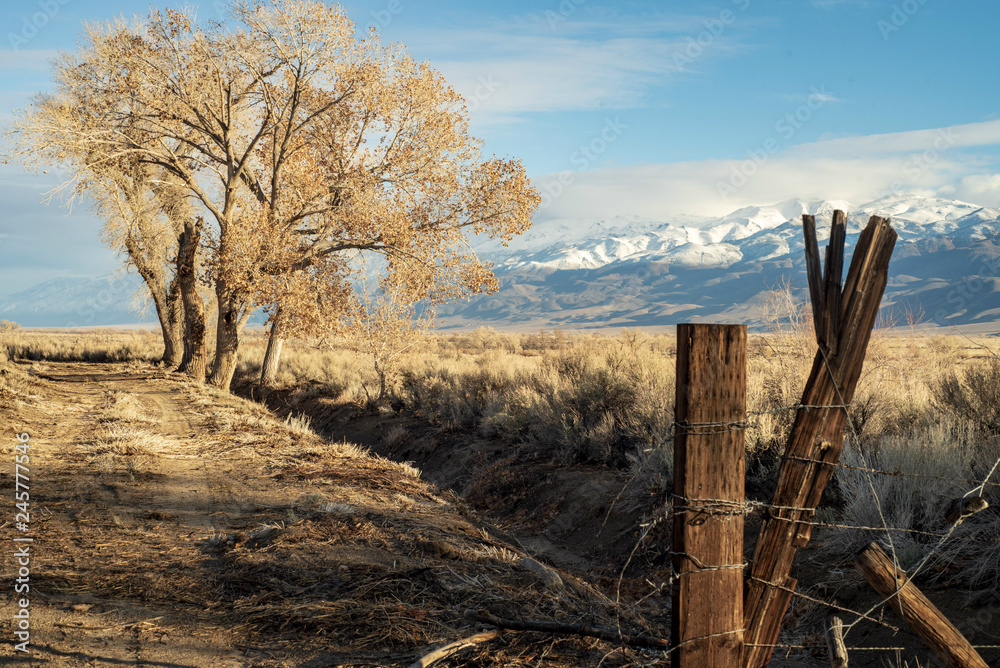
[1,327,163,363]
[250,326,1000,595]
[5,323,1000,595]
[89,389,164,476]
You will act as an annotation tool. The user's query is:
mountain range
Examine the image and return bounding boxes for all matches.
[442,193,1000,332]
[2,193,999,332]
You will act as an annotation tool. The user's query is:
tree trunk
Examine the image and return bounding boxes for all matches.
[159,313,181,368]
[123,234,183,368]
[176,218,207,382]
[259,307,285,386]
[209,279,248,391]
[160,278,184,368]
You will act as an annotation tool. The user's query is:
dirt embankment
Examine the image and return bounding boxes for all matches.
[1,362,666,667]
[233,378,1000,668]
[234,380,669,577]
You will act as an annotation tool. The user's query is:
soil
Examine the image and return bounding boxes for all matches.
[3,361,999,667]
[0,362,657,667]
[236,382,661,576]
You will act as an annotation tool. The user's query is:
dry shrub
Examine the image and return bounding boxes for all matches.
[284,411,315,436]
[100,389,150,423]
[90,422,162,475]
[745,337,810,455]
[85,390,162,475]
[400,331,675,469]
[933,358,1000,435]
[3,329,162,363]
[0,356,39,407]
[831,422,1000,589]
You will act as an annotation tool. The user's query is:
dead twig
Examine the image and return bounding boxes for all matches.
[54,616,163,631]
[408,630,500,668]
[474,611,668,651]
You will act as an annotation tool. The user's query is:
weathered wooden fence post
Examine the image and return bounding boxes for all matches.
[743,213,898,667]
[823,615,848,668]
[673,323,747,668]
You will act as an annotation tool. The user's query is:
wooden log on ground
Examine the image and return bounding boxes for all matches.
[474,611,669,650]
[673,323,746,668]
[853,542,988,668]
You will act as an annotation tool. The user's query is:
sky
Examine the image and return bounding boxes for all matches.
[1,0,999,297]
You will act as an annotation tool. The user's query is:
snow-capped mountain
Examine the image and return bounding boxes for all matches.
[473,195,991,272]
[3,194,1000,331]
[444,193,1000,331]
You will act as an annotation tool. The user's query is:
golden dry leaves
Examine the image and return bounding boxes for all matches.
[8,0,539,387]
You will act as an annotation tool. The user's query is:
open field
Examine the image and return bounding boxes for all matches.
[2,327,1000,667]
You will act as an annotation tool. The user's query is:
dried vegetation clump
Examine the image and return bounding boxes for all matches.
[90,390,163,476]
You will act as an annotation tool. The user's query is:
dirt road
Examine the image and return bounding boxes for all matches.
[1,362,646,667]
[2,363,258,666]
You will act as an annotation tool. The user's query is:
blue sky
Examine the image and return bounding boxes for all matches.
[2,0,999,296]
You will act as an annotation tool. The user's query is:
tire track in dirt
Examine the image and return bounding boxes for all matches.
[38,362,228,536]
[1,362,247,667]
[123,382,225,536]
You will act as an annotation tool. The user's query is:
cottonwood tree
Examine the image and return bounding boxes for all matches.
[250,50,539,382]
[9,0,538,390]
[9,64,213,376]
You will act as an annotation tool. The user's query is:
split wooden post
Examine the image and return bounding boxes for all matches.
[673,323,747,668]
[743,214,898,668]
[854,542,988,668]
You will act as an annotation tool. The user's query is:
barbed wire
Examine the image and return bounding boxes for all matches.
[670,495,961,539]
[653,343,1000,663]
[745,642,1000,651]
[669,401,1000,488]
[782,453,1000,490]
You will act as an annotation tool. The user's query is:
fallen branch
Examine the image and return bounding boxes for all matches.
[474,611,669,651]
[409,630,500,668]
[54,616,163,631]
[853,542,988,668]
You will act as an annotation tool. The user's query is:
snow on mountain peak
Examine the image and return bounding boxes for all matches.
[476,195,1000,273]
[857,193,983,224]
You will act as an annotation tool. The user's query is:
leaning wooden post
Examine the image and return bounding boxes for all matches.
[743,214,898,668]
[673,323,747,668]
[854,543,988,668]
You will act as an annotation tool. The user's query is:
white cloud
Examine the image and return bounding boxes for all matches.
[435,37,684,115]
[403,13,751,120]
[533,120,1000,220]
[785,120,1000,158]
[951,173,1000,208]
